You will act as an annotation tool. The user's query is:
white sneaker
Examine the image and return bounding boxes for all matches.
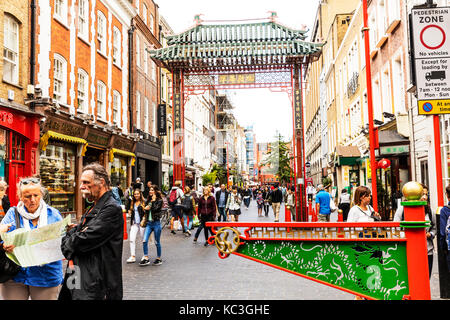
[126,256,136,263]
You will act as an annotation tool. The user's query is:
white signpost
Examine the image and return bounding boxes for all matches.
[412,7,450,114]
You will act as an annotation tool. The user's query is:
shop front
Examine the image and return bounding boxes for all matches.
[109,147,136,190]
[134,137,162,188]
[334,145,361,200]
[0,104,41,206]
[375,130,411,221]
[39,130,87,215]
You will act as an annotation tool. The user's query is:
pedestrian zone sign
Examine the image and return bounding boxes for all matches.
[411,7,450,114]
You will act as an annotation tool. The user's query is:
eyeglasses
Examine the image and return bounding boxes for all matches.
[19,178,40,186]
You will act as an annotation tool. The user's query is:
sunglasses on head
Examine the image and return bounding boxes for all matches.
[19,178,40,186]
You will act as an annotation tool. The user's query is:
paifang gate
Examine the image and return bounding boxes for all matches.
[150,17,323,220]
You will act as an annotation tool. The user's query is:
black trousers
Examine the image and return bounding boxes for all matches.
[194,216,213,241]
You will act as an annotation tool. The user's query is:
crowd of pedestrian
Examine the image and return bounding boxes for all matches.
[2,159,450,300]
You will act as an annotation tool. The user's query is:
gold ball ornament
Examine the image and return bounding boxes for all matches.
[402,182,423,201]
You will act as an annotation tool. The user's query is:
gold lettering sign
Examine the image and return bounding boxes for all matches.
[294,89,302,130]
[218,73,256,85]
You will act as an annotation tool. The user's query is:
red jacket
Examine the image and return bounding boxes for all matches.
[198,195,216,218]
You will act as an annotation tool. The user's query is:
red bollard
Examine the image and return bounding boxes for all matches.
[123,208,128,240]
[285,205,291,222]
[337,209,344,238]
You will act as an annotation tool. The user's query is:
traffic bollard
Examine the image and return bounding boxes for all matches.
[123,208,128,240]
[337,209,344,238]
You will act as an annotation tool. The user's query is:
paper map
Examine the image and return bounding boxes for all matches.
[0,215,71,267]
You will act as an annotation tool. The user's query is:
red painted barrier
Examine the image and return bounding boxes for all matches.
[123,209,128,240]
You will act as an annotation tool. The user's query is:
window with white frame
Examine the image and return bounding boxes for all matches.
[3,15,19,84]
[144,97,149,132]
[113,90,121,124]
[78,0,88,40]
[97,11,106,55]
[136,0,140,14]
[143,4,148,24]
[392,54,405,114]
[144,45,148,74]
[113,27,121,66]
[53,54,67,103]
[149,14,154,34]
[381,65,392,115]
[77,69,88,113]
[136,91,141,129]
[369,11,377,51]
[54,0,67,24]
[387,0,401,26]
[136,35,140,67]
[97,81,106,119]
[377,0,387,35]
[151,61,156,81]
[373,76,383,121]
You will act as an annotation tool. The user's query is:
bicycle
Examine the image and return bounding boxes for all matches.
[160,208,171,230]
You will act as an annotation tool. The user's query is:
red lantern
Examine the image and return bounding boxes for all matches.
[378,158,391,169]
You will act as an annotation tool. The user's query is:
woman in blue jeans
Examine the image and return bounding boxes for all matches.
[140,186,163,266]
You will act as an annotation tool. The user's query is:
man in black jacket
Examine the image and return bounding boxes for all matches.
[61,163,123,300]
[215,184,229,222]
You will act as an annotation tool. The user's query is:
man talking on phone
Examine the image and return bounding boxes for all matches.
[60,162,123,300]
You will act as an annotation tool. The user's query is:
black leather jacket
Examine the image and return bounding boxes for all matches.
[146,198,163,222]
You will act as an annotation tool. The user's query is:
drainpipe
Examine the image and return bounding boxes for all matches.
[30,0,36,87]
[128,23,136,133]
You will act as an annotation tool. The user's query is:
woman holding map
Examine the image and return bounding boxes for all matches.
[0,177,63,300]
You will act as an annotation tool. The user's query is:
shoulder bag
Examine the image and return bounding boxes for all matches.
[0,208,22,283]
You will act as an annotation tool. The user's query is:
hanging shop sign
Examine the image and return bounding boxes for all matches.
[294,89,302,130]
[411,7,450,114]
[158,103,167,136]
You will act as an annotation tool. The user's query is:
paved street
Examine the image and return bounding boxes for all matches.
[121,200,442,300]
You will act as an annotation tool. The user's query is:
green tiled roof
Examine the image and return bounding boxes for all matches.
[166,22,308,45]
[150,22,323,69]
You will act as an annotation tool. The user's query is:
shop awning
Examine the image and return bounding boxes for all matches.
[40,130,88,156]
[109,148,136,166]
[335,145,361,166]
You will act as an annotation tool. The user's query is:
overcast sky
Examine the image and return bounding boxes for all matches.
[158,0,320,143]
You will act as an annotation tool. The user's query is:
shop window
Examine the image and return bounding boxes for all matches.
[110,156,127,190]
[11,133,25,161]
[0,129,7,180]
[40,142,76,213]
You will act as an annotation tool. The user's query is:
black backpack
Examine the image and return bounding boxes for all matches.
[181,195,193,213]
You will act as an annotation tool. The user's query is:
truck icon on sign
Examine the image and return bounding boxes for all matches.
[426,71,446,81]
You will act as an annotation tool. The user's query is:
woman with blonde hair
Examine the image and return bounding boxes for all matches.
[0,177,63,300]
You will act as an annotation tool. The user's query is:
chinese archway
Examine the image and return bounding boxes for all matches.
[150,19,323,220]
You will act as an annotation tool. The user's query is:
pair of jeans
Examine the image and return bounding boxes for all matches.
[183,214,193,231]
[263,203,270,215]
[217,207,227,221]
[143,221,161,257]
[243,197,250,208]
[194,216,213,241]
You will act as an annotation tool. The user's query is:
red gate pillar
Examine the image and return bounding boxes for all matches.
[172,69,185,188]
[402,198,431,300]
[292,64,307,221]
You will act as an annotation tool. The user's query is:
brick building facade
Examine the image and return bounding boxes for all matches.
[33,0,137,219]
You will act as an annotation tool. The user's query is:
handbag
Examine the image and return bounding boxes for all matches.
[330,198,337,212]
[193,215,200,227]
[0,208,22,283]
